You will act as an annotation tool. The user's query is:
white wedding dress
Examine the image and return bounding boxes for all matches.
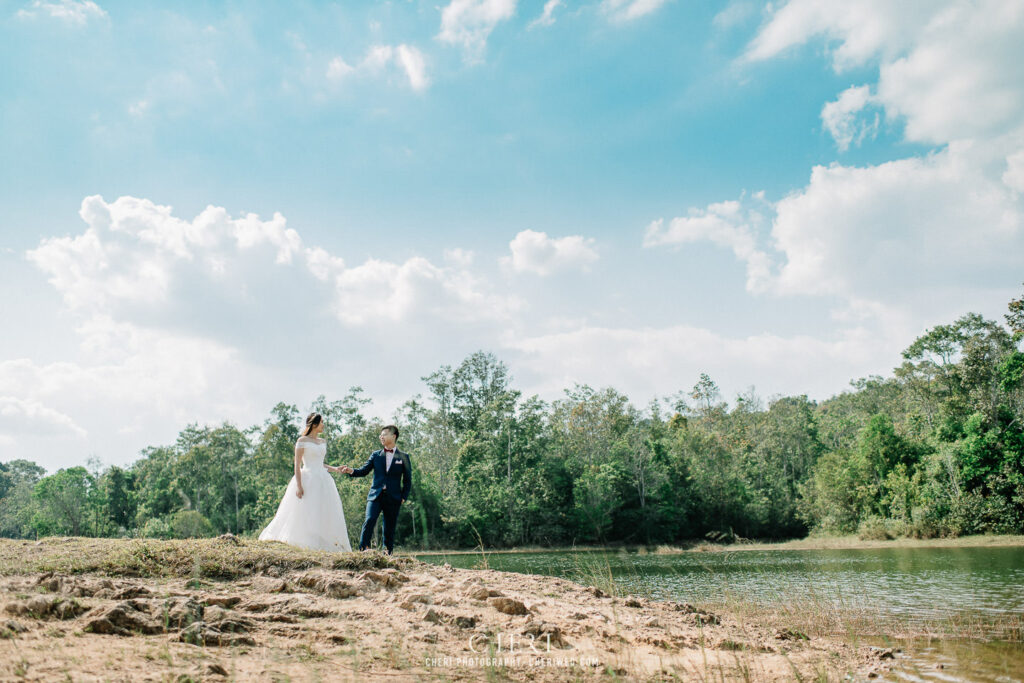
[258,440,352,552]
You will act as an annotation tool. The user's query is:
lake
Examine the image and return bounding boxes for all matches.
[415,545,1024,681]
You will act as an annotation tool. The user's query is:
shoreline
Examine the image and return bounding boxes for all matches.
[0,537,889,681]
[405,533,1024,556]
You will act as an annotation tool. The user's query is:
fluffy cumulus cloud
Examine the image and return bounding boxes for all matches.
[643,198,772,293]
[28,195,514,332]
[326,43,430,92]
[821,85,878,151]
[437,0,517,61]
[770,147,1023,300]
[16,0,106,25]
[6,195,521,467]
[659,0,1024,343]
[745,0,1024,147]
[330,257,518,325]
[27,195,300,313]
[505,229,598,276]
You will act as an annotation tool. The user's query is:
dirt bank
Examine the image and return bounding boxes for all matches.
[0,537,888,681]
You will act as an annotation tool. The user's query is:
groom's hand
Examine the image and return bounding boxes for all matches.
[340,465,353,474]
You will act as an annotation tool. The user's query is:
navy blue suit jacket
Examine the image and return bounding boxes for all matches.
[348,448,412,502]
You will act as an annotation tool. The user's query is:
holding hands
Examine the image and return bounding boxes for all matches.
[327,465,353,474]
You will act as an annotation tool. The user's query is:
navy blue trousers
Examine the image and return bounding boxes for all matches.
[358,494,401,553]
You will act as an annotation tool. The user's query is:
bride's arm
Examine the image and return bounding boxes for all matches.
[294,442,304,498]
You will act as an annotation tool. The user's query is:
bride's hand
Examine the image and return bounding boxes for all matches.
[296,487,304,499]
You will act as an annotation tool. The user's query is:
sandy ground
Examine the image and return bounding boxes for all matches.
[0,556,894,681]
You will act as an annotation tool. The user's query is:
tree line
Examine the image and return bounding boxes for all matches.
[2,292,1022,548]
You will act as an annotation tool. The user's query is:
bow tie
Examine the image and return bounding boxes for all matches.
[383,448,394,454]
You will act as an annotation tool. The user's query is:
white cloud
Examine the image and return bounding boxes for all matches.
[326,57,355,80]
[395,44,430,92]
[505,229,598,276]
[7,195,526,467]
[27,196,301,313]
[656,144,1023,315]
[712,1,755,30]
[444,248,475,267]
[601,0,671,23]
[875,2,1024,146]
[528,0,562,29]
[27,195,513,333]
[128,100,150,117]
[437,0,517,61]
[361,45,394,72]
[0,318,246,419]
[0,396,87,439]
[305,246,345,282]
[330,257,518,325]
[326,43,430,92]
[0,316,270,470]
[821,84,879,152]
[16,0,106,25]
[743,0,931,71]
[746,0,1024,147]
[671,0,1024,336]
[643,198,773,293]
[506,323,896,405]
[1005,150,1024,194]
[770,146,1023,300]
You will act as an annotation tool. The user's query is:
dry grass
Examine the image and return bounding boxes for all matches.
[410,533,1024,557]
[0,538,868,681]
[678,534,1024,554]
[0,536,408,580]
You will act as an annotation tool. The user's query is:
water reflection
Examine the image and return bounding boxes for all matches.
[415,546,1024,619]
[415,546,1024,680]
[877,638,1024,683]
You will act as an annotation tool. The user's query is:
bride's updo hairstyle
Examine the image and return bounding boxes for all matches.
[302,412,323,437]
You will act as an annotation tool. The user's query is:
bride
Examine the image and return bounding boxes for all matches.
[258,412,352,552]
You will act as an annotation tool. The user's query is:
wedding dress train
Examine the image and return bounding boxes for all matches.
[258,441,352,552]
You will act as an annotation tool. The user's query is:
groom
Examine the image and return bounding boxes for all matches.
[340,425,411,555]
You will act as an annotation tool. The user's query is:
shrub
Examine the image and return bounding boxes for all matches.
[140,517,172,539]
[169,511,215,539]
[857,516,893,541]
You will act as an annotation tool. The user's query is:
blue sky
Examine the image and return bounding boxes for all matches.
[2,0,1023,470]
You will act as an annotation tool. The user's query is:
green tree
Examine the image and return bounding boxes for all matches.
[0,460,46,538]
[32,467,95,536]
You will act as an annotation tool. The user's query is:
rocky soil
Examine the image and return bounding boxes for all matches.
[0,538,892,681]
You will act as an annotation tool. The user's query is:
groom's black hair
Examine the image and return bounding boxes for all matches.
[382,424,399,440]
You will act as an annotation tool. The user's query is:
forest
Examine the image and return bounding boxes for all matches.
[2,290,1022,549]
